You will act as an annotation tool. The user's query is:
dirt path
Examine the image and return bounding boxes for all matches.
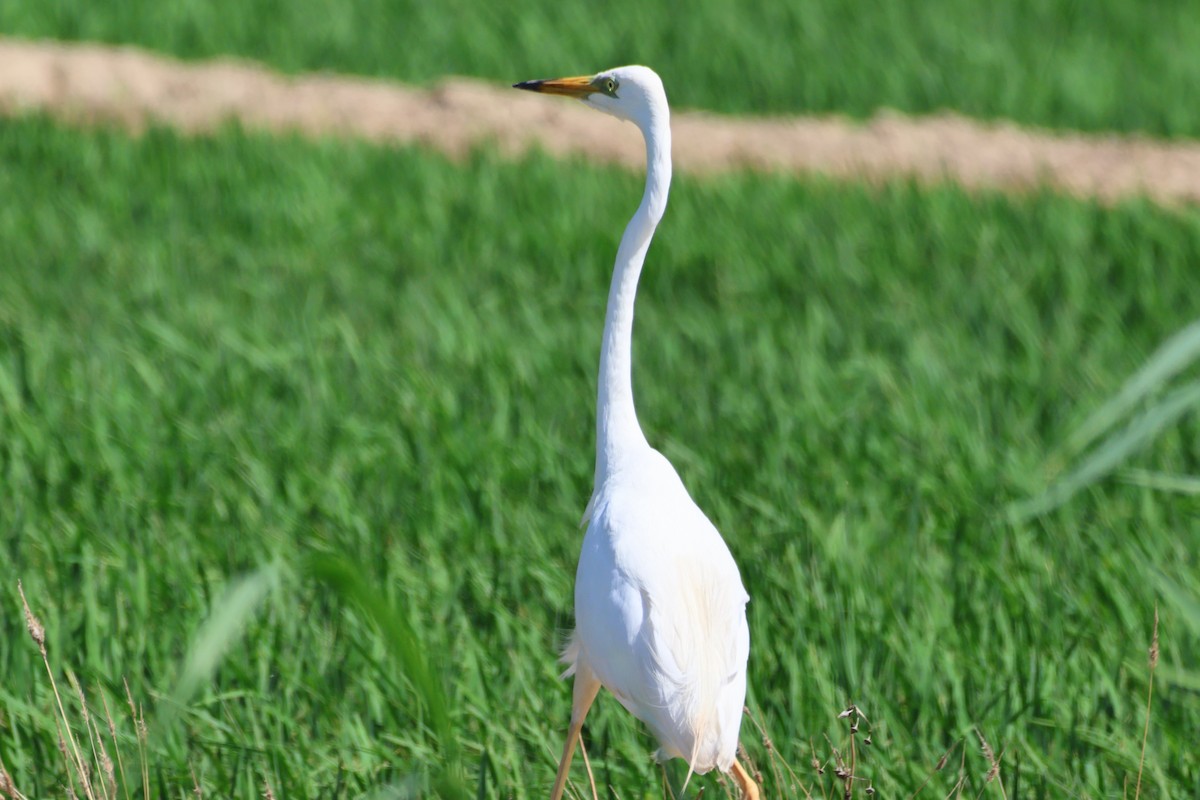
[4,37,1200,206]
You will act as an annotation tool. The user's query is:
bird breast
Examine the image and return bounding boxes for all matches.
[573,448,751,772]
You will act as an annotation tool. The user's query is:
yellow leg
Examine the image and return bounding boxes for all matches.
[550,663,601,800]
[730,759,760,800]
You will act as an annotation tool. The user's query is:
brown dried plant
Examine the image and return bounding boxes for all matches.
[14,581,156,800]
[1134,605,1159,800]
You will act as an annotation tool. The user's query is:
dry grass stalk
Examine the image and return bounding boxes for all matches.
[18,582,45,657]
[21,582,97,800]
[55,717,80,800]
[0,754,26,800]
[744,706,810,799]
[578,735,598,800]
[833,705,872,800]
[948,742,967,799]
[759,725,788,794]
[67,670,110,800]
[1134,605,1159,800]
[735,741,764,799]
[973,729,1006,800]
[89,706,117,800]
[802,739,827,800]
[123,679,150,799]
[909,740,959,799]
[98,744,116,800]
[99,689,132,800]
[14,583,158,800]
[262,780,277,800]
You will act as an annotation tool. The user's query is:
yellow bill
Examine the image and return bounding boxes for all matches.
[512,75,597,98]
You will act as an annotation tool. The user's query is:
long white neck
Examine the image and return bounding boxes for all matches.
[595,106,672,480]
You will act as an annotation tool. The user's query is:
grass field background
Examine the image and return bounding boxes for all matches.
[4,0,1200,136]
[1,114,1198,797]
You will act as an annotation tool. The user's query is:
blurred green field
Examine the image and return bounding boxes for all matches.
[1,116,1198,797]
[5,0,1200,137]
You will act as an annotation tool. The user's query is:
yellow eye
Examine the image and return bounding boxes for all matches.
[605,78,617,94]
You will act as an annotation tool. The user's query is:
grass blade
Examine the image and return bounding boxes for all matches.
[1065,319,1200,457]
[166,564,281,713]
[301,554,468,799]
[1118,468,1200,495]
[1010,379,1200,521]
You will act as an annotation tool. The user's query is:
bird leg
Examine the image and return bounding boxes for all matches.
[730,759,760,800]
[550,663,601,800]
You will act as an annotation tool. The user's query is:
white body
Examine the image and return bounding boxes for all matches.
[570,447,750,771]
[553,65,752,775]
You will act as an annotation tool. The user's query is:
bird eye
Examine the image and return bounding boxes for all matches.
[605,78,617,94]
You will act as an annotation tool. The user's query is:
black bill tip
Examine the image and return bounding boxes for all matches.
[513,79,544,91]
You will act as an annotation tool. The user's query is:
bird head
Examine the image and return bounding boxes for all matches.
[514,65,667,128]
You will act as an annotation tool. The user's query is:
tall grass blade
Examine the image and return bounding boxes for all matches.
[1118,468,1200,495]
[1010,379,1200,521]
[302,554,468,799]
[166,564,281,713]
[1065,319,1200,458]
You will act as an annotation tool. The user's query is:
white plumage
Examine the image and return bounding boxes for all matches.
[514,65,758,800]
[572,447,749,771]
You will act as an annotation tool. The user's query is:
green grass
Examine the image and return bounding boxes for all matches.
[1,116,1199,798]
[6,0,1200,137]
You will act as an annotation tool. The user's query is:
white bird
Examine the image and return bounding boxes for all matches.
[514,66,759,800]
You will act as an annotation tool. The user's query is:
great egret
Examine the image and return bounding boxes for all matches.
[514,67,759,800]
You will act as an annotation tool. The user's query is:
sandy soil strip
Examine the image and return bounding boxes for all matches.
[3,37,1200,206]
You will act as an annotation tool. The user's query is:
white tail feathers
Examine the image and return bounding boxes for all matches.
[560,630,581,679]
[657,556,740,775]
